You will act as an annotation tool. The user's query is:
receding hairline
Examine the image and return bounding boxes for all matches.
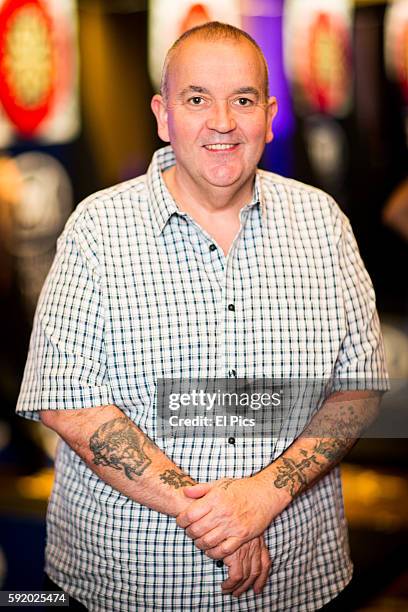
[160,22,269,101]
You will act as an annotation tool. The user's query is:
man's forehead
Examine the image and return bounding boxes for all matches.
[172,36,260,66]
[167,38,264,93]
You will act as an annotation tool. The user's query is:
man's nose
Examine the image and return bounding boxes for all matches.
[205,100,236,132]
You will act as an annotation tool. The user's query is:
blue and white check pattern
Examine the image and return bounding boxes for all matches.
[17,146,388,611]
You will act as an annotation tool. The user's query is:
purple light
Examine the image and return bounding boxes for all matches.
[242,0,295,174]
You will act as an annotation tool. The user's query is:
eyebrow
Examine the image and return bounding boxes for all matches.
[176,85,261,100]
[177,86,211,99]
[232,87,261,98]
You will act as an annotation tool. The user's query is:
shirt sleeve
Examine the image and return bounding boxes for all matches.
[332,214,389,392]
[16,205,113,420]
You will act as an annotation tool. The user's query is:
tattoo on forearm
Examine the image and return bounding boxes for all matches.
[307,404,359,461]
[274,411,357,497]
[159,469,195,489]
[274,451,321,498]
[313,439,348,462]
[90,417,153,479]
[305,404,365,440]
[273,400,377,498]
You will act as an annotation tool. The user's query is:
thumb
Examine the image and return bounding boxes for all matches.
[183,482,213,498]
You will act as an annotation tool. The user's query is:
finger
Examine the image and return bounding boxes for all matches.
[253,547,272,594]
[221,548,245,593]
[205,536,243,559]
[223,548,253,596]
[192,525,226,550]
[185,514,221,540]
[221,554,244,592]
[232,554,261,597]
[231,542,262,597]
[176,502,212,528]
[183,483,213,498]
[222,573,244,593]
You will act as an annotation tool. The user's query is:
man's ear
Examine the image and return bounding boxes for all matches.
[265,96,278,144]
[151,94,170,143]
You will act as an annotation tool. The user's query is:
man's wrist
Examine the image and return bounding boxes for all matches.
[250,471,292,520]
[154,469,197,517]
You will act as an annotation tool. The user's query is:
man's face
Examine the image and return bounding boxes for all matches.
[151,38,278,193]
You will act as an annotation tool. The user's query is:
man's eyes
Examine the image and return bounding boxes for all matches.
[186,96,256,107]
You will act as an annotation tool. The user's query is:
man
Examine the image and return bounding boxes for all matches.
[17,22,388,611]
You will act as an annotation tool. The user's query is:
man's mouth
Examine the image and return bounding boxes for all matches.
[203,143,238,151]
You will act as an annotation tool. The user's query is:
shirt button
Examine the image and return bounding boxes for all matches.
[209,243,216,251]
[229,369,237,377]
[228,437,236,445]
[216,560,224,568]
[228,304,235,311]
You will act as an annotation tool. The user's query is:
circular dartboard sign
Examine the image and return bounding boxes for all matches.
[0,0,56,136]
[305,12,351,115]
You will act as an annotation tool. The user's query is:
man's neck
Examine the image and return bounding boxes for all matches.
[162,165,256,256]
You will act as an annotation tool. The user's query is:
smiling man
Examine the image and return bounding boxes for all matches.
[151,28,277,256]
[17,22,388,612]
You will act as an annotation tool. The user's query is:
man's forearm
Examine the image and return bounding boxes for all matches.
[252,390,381,507]
[41,405,196,516]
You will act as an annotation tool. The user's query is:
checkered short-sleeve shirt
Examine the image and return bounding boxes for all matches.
[17,146,388,611]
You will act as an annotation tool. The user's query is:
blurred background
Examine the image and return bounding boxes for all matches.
[0,0,407,609]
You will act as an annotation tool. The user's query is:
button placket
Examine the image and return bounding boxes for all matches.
[224,238,237,380]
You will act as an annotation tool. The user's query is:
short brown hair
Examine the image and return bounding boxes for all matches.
[160,21,269,101]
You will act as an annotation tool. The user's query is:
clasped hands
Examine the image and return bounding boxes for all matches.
[176,475,282,597]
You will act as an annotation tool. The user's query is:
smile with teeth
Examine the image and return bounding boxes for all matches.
[204,143,237,150]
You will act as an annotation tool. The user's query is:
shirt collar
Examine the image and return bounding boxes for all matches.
[146,145,263,236]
